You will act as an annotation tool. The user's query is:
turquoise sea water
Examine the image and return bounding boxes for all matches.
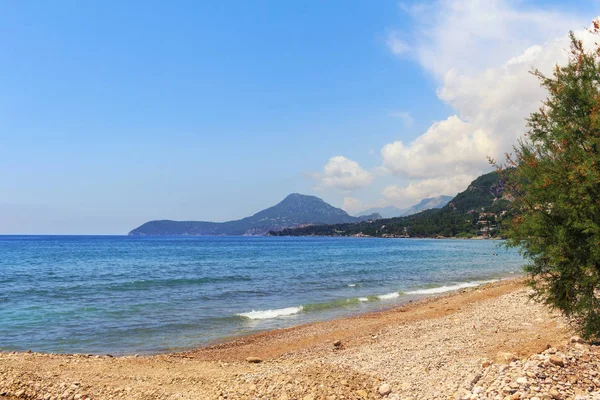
[0,236,523,355]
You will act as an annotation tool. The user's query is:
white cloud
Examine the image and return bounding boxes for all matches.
[389,111,414,127]
[403,0,583,78]
[342,197,366,214]
[381,175,473,207]
[377,0,597,206]
[387,31,411,55]
[381,115,495,179]
[314,156,373,191]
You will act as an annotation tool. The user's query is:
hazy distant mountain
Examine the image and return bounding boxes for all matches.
[356,196,451,219]
[401,195,453,217]
[129,193,382,236]
[358,205,408,219]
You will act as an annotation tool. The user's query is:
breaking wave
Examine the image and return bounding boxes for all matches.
[237,306,304,320]
[405,279,498,295]
[237,279,500,320]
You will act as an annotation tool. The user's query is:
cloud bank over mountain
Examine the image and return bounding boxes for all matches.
[314,0,595,214]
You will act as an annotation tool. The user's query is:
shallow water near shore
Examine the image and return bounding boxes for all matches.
[0,236,523,355]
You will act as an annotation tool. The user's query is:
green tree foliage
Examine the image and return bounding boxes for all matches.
[496,28,600,339]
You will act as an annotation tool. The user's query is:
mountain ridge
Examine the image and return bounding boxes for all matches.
[358,205,407,219]
[271,171,512,238]
[357,195,452,219]
[129,193,381,236]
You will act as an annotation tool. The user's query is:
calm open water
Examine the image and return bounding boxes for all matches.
[0,236,523,355]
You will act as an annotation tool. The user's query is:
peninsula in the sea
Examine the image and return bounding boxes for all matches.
[129,192,453,237]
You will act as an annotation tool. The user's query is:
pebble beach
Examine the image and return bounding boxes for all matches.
[2,278,598,399]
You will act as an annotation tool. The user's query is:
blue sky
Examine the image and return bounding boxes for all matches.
[2,1,599,234]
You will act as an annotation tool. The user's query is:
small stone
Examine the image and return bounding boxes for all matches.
[333,340,342,348]
[570,336,583,344]
[497,352,518,364]
[455,388,471,400]
[378,383,392,396]
[548,355,564,367]
[465,373,482,389]
[549,389,563,399]
[15,390,25,398]
[245,356,262,363]
[355,389,369,398]
[516,377,527,385]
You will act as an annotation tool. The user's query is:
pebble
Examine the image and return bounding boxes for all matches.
[378,383,391,396]
[548,355,564,367]
[245,357,263,363]
[497,352,518,363]
[548,388,562,399]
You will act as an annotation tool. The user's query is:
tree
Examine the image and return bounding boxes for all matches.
[495,25,600,339]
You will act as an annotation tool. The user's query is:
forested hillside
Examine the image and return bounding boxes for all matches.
[271,171,512,238]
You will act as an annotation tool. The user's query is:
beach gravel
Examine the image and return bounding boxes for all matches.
[2,279,598,399]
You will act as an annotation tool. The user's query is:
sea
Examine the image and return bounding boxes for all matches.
[0,235,524,355]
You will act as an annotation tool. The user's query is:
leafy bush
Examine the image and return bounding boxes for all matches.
[497,27,600,339]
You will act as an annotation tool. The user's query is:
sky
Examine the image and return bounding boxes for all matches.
[2,0,600,234]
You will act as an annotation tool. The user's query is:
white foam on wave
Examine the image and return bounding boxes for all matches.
[237,306,304,320]
[378,292,400,300]
[406,280,497,295]
[358,297,369,302]
[347,284,356,287]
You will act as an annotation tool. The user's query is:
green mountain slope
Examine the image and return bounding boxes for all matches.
[272,171,512,238]
[129,193,381,236]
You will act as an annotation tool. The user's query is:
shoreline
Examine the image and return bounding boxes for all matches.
[193,276,523,358]
[4,276,523,358]
[2,277,528,360]
[3,276,591,400]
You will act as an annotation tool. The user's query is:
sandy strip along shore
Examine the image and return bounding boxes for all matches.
[2,278,598,400]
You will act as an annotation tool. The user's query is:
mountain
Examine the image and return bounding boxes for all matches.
[401,195,453,216]
[272,171,512,238]
[358,205,407,219]
[445,172,507,213]
[129,193,382,236]
[356,196,452,219]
